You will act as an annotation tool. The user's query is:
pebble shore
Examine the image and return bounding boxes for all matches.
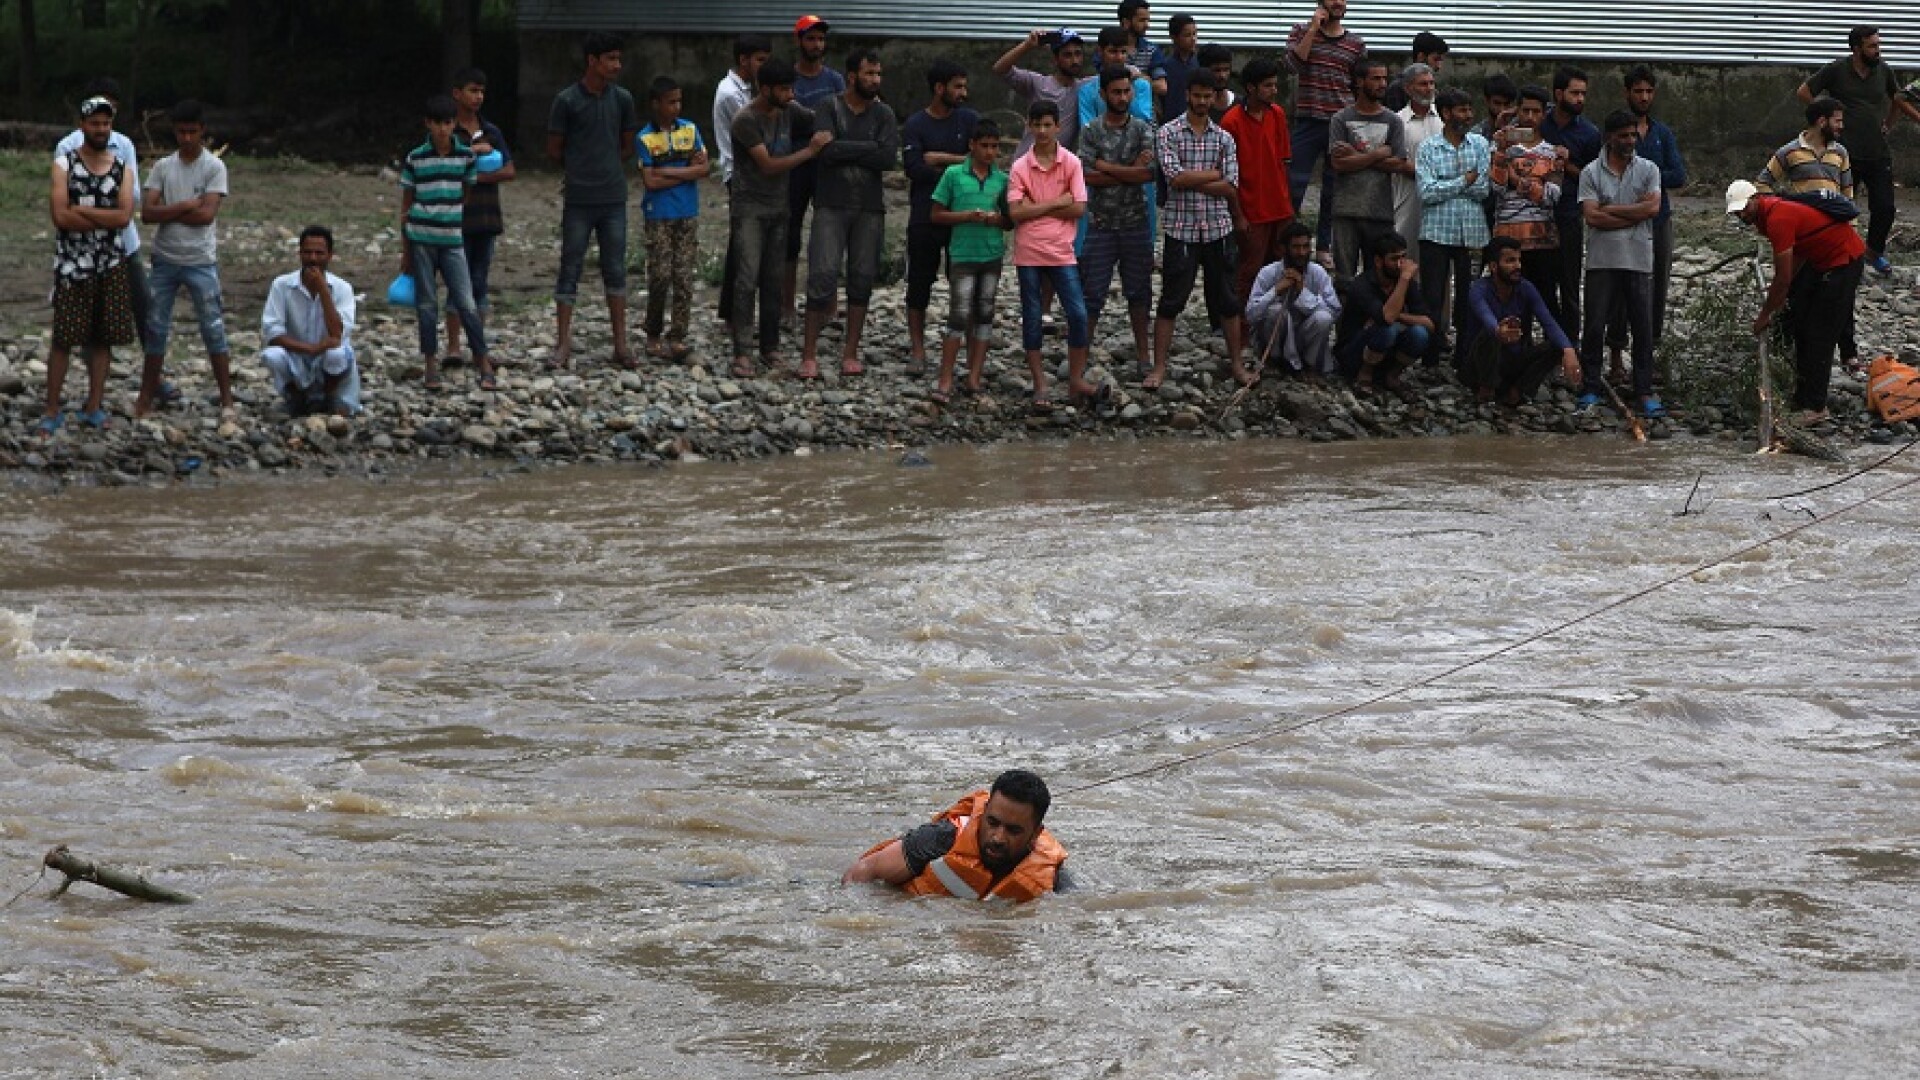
[3,244,1917,484]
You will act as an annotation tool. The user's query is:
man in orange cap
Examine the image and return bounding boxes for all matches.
[784,14,847,326]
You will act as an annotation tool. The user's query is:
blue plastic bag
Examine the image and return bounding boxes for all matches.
[386,273,416,306]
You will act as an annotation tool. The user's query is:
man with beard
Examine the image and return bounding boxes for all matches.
[799,50,899,380]
[1491,86,1566,316]
[844,770,1069,902]
[1577,111,1662,418]
[1605,65,1688,382]
[1079,27,1159,240]
[1462,236,1579,405]
[1284,0,1367,263]
[1117,0,1170,103]
[1247,221,1341,376]
[1391,62,1441,263]
[1335,230,1432,392]
[728,59,833,379]
[995,28,1090,158]
[784,16,846,326]
[546,32,641,370]
[1327,57,1409,282]
[54,78,149,367]
[711,34,772,328]
[1154,70,1251,389]
[1078,66,1158,374]
[1415,89,1490,367]
[1762,97,1855,197]
[1540,66,1599,335]
[902,60,979,375]
[41,95,136,436]
[1220,58,1294,306]
[1727,178,1865,424]
[1798,25,1920,275]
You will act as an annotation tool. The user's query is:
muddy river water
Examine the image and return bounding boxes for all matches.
[3,438,1917,1078]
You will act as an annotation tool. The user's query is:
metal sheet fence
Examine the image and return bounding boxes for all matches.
[521,1,1920,66]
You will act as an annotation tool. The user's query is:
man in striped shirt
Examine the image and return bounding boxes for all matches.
[400,94,495,391]
[1284,0,1366,261]
[1760,96,1855,199]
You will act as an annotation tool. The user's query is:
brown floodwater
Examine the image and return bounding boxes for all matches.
[2,437,1917,1078]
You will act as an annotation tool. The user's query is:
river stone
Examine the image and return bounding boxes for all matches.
[0,369,24,396]
[257,443,288,467]
[782,417,814,440]
[462,424,499,450]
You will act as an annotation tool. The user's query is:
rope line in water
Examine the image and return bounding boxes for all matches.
[1769,434,1920,500]
[1063,470,1920,795]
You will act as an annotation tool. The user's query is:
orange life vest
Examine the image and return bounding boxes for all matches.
[872,790,1068,903]
[1867,355,1920,423]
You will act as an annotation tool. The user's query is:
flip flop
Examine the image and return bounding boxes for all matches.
[423,373,445,391]
[840,360,865,377]
[668,343,694,362]
[79,407,110,429]
[930,386,951,406]
[36,414,63,437]
[1140,373,1163,391]
[731,358,756,379]
[479,372,499,391]
[796,359,822,380]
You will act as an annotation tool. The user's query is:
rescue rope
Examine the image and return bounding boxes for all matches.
[1768,433,1920,500]
[1063,469,1920,794]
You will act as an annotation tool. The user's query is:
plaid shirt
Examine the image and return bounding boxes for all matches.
[1156,115,1239,243]
[1414,131,1492,248]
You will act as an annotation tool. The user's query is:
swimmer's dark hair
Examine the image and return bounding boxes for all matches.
[992,769,1052,823]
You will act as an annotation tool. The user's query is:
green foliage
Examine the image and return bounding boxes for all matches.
[1659,266,1795,424]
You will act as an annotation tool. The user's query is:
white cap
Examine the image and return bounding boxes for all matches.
[1725,179,1759,215]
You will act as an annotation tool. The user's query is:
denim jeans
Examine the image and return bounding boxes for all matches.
[463,231,497,312]
[1286,117,1337,251]
[555,202,628,304]
[1017,264,1090,350]
[410,243,486,359]
[730,211,787,356]
[145,256,228,357]
[945,262,1001,341]
[1338,321,1431,378]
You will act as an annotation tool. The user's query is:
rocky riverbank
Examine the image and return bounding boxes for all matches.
[2,241,1917,485]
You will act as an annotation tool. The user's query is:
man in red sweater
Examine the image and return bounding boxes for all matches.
[1727,179,1865,423]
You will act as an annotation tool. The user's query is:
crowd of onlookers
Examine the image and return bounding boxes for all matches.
[34,4,1920,437]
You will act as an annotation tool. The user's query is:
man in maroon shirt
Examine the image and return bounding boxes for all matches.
[1727,179,1865,422]
[1219,57,1293,307]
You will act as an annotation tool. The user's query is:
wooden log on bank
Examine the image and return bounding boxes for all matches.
[43,845,194,904]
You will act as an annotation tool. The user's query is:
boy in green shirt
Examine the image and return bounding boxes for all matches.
[928,120,1010,402]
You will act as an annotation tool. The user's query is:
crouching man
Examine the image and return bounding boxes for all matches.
[843,769,1069,902]
[261,225,361,417]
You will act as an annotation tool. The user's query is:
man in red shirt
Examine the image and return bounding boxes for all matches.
[1727,179,1865,422]
[1219,57,1293,307]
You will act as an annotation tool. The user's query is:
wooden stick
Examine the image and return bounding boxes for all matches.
[1601,377,1647,442]
[1217,290,1285,424]
[1752,247,1776,453]
[43,845,194,904]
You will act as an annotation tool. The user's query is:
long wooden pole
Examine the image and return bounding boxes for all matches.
[43,845,194,904]
[1752,246,1776,453]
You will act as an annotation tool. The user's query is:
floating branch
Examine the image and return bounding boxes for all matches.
[43,845,194,904]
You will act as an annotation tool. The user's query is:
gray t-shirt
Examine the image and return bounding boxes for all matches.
[1004,67,1082,158]
[548,80,638,206]
[1578,153,1661,273]
[1328,106,1406,222]
[730,102,812,218]
[144,150,228,266]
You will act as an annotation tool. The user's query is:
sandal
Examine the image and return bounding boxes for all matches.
[1141,372,1164,391]
[731,357,757,379]
[79,407,110,429]
[645,339,671,360]
[796,359,822,380]
[840,359,865,377]
[36,413,63,437]
[612,352,641,371]
[930,386,951,406]
[423,372,445,391]
[668,342,694,362]
[479,371,499,391]
[1067,383,1112,410]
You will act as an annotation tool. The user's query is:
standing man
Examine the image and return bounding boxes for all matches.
[1077,65,1158,373]
[1415,88,1490,367]
[1008,100,1093,409]
[1727,178,1866,423]
[400,95,494,392]
[1246,221,1341,376]
[785,16,847,325]
[1490,86,1566,314]
[1540,66,1601,336]
[1384,31,1449,112]
[1391,62,1441,264]
[1119,0,1170,102]
[1220,58,1293,307]
[994,28,1089,158]
[711,34,772,326]
[1461,236,1580,406]
[729,58,833,378]
[1606,65,1688,376]
[55,78,148,364]
[261,226,360,418]
[903,60,979,375]
[41,95,135,436]
[1327,58,1409,282]
[799,50,899,380]
[444,67,515,371]
[1284,0,1367,262]
[1153,70,1252,389]
[546,31,639,370]
[1576,111,1663,418]
[1161,13,1202,120]
[1798,26,1920,275]
[139,100,232,420]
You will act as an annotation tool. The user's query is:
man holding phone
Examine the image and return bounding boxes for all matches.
[1284,0,1367,264]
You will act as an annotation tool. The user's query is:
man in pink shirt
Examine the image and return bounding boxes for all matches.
[1008,99,1098,410]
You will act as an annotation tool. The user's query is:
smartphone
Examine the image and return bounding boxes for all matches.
[1508,126,1536,144]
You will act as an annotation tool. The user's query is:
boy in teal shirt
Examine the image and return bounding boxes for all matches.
[929,119,1010,402]
[399,94,493,390]
[638,76,711,361]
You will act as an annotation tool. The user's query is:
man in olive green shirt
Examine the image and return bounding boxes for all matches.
[1798,24,1920,273]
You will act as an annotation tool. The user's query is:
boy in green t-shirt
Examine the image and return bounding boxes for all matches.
[928,120,1010,402]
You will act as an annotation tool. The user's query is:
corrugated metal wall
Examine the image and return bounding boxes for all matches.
[520,1,1920,66]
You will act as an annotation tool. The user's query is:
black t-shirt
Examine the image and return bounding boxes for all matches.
[1337,268,1429,347]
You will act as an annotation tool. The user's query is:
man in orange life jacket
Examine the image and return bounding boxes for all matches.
[842,769,1069,901]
